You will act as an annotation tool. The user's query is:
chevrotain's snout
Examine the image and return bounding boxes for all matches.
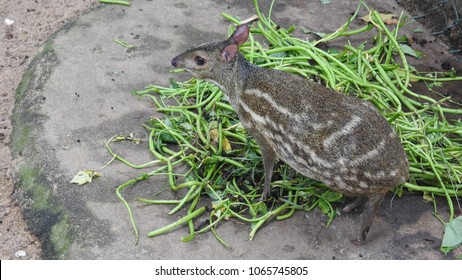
[171,55,183,68]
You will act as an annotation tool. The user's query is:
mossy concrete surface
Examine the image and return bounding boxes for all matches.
[11,0,461,259]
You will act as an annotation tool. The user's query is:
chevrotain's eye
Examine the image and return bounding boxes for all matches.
[194,56,206,66]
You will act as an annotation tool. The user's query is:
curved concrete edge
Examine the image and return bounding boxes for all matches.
[11,4,111,259]
[13,36,69,258]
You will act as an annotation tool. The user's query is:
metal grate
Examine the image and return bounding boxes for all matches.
[411,0,462,53]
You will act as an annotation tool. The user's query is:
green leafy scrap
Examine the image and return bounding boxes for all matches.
[70,170,101,185]
[441,216,462,254]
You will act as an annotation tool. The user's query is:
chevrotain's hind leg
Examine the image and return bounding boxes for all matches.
[260,145,277,200]
[354,193,385,245]
[342,196,368,213]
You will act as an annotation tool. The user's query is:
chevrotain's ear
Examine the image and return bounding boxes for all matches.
[221,44,238,62]
[221,25,249,62]
[230,24,249,46]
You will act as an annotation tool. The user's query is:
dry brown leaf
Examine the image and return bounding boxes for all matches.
[384,18,398,25]
[361,13,398,25]
[222,136,232,153]
[210,128,219,142]
[209,128,232,153]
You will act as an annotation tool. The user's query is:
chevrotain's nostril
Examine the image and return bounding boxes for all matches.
[171,56,180,68]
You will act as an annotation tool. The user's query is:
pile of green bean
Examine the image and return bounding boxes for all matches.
[107,0,462,246]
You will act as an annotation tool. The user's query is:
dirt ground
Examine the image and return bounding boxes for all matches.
[1,0,462,260]
[0,0,95,260]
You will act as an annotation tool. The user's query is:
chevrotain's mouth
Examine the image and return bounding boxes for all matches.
[183,68,195,76]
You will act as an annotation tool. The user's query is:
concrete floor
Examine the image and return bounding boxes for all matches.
[11,0,461,259]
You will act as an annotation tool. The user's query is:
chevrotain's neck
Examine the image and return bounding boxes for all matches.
[208,53,254,100]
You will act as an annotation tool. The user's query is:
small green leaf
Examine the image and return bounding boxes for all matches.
[322,190,343,202]
[319,0,331,4]
[251,202,268,217]
[164,117,173,128]
[300,25,327,37]
[318,199,330,214]
[206,190,225,200]
[441,216,462,254]
[70,170,101,185]
[179,122,194,132]
[400,44,422,58]
[429,81,444,88]
[159,132,177,143]
[268,52,287,58]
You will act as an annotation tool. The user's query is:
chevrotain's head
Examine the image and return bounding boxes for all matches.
[171,25,249,81]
